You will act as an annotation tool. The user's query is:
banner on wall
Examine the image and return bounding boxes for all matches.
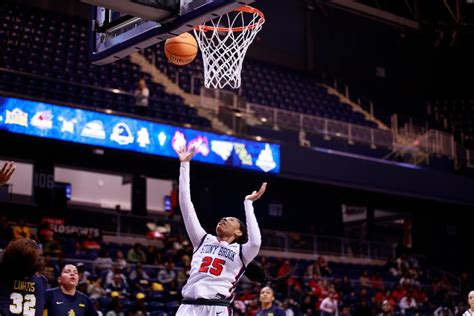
[42,217,101,238]
[0,97,280,173]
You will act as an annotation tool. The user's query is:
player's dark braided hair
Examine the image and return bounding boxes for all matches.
[236,219,248,244]
[1,238,41,279]
[244,260,293,286]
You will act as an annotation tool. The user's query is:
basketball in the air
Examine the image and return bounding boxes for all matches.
[164,32,198,66]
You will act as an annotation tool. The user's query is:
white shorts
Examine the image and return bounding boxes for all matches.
[175,304,232,316]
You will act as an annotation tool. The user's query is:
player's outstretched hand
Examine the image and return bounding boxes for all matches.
[0,161,16,185]
[245,182,267,201]
[176,146,195,162]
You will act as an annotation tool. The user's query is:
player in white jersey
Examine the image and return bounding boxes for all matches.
[175,146,266,316]
[463,291,474,316]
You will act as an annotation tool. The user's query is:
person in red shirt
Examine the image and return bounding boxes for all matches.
[82,234,101,252]
[391,284,406,302]
[371,272,384,290]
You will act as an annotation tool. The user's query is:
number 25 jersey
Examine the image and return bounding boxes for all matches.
[181,234,246,300]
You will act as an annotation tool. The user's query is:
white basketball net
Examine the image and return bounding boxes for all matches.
[193,6,264,89]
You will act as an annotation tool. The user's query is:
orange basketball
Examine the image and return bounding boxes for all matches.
[164,32,198,66]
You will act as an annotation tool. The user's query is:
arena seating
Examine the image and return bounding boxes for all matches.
[429,99,474,148]
[146,46,379,129]
[0,2,211,128]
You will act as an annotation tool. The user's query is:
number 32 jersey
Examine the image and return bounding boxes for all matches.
[182,234,246,300]
[0,271,47,316]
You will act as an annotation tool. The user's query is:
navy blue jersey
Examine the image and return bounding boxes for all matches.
[0,271,47,316]
[255,304,286,316]
[44,288,97,316]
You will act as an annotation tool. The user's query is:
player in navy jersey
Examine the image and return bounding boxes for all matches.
[0,238,47,316]
[0,161,47,316]
[44,264,98,316]
[255,287,286,316]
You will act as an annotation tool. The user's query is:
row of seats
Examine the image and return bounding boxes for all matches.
[429,99,474,147]
[145,46,379,128]
[0,2,211,128]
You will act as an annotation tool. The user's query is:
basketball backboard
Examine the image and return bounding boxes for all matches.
[82,0,256,65]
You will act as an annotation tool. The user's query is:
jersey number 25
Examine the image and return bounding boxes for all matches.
[198,256,225,276]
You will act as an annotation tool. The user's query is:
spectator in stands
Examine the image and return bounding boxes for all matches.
[38,221,54,245]
[105,263,128,287]
[320,291,339,316]
[74,239,86,256]
[114,250,128,272]
[157,262,176,285]
[305,260,321,279]
[106,273,129,296]
[145,245,158,265]
[153,252,165,268]
[134,79,149,116]
[42,255,59,287]
[43,236,62,257]
[463,291,474,316]
[75,262,90,294]
[391,284,406,303]
[176,259,190,288]
[94,249,114,274]
[354,299,371,316]
[277,259,292,278]
[371,272,384,290]
[44,264,98,316]
[318,256,332,277]
[105,294,124,316]
[359,270,371,288]
[338,276,353,296]
[412,284,427,306]
[12,218,31,239]
[87,276,107,300]
[399,290,417,314]
[387,257,402,278]
[83,234,101,253]
[0,216,13,247]
[377,300,394,316]
[374,289,396,309]
[255,287,285,316]
[127,243,147,263]
[129,262,149,280]
[340,305,351,316]
[128,292,147,315]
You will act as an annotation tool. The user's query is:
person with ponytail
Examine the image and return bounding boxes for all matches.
[174,146,267,316]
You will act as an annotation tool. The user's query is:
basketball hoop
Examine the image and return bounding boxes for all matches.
[194,6,265,89]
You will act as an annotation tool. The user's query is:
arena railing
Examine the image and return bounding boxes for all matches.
[61,206,395,261]
[199,87,394,149]
[246,102,395,149]
[260,229,395,260]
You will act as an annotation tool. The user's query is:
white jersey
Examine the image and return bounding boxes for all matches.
[182,234,245,299]
[178,162,261,300]
[463,310,474,316]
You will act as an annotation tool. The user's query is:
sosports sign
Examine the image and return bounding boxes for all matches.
[0,97,280,173]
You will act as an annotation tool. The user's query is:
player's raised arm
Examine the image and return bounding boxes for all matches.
[241,182,266,264]
[176,146,207,249]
